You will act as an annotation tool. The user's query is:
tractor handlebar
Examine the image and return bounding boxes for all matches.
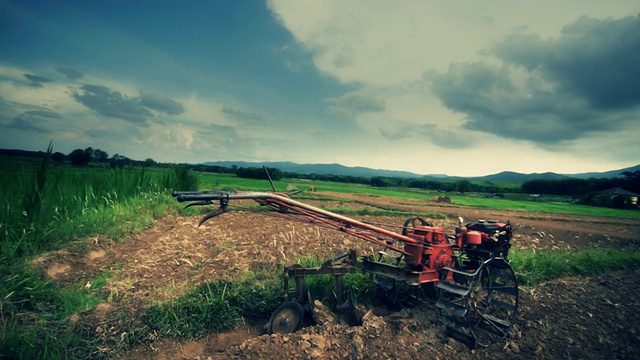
[171,190,233,203]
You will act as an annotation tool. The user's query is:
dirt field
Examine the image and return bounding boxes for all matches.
[33,192,640,359]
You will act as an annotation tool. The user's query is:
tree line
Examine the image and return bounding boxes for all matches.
[44,147,159,168]
[16,147,639,208]
[521,172,640,196]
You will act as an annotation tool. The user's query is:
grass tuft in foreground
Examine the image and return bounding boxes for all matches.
[0,149,199,360]
[510,248,640,286]
[145,276,283,339]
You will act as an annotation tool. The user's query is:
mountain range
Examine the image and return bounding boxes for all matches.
[203,161,640,183]
[1,147,635,184]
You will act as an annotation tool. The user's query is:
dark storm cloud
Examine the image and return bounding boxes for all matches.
[490,15,640,110]
[0,96,15,116]
[23,73,52,87]
[8,117,46,132]
[72,85,185,123]
[22,110,62,119]
[327,92,386,118]
[55,67,84,80]
[140,93,185,115]
[8,110,61,133]
[210,123,243,142]
[211,123,238,134]
[378,127,411,141]
[0,97,60,133]
[73,84,152,123]
[430,15,640,144]
[418,126,477,149]
[221,106,267,124]
[86,125,143,139]
[379,123,476,149]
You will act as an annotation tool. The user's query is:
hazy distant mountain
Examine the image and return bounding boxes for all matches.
[565,164,640,179]
[1,147,635,183]
[465,171,572,183]
[204,160,640,183]
[203,161,423,178]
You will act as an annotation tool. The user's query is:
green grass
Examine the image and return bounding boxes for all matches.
[146,273,283,339]
[454,196,640,219]
[144,257,379,341]
[0,262,110,359]
[194,171,640,219]
[144,254,377,339]
[1,155,639,358]
[316,205,446,220]
[510,248,640,286]
[0,163,196,260]
[0,152,198,360]
[197,172,439,200]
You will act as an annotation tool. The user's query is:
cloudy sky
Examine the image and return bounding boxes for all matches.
[1,0,639,176]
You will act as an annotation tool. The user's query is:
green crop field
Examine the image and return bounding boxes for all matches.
[1,154,639,359]
[195,172,640,219]
[0,152,199,359]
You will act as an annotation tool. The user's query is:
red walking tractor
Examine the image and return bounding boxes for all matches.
[173,186,518,348]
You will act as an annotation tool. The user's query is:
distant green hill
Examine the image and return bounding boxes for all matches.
[1,148,636,184]
[202,161,423,178]
[469,171,572,183]
[203,160,639,183]
[565,164,640,179]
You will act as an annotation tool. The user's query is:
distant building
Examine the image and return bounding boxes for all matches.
[597,187,639,206]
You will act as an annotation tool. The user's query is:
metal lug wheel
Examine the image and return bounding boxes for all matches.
[468,258,519,347]
[266,301,304,334]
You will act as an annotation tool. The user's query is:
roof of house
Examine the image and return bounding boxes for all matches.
[597,187,640,197]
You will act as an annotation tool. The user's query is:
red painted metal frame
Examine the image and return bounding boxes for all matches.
[176,191,458,285]
[251,192,422,255]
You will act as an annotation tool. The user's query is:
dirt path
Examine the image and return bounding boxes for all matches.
[31,192,640,359]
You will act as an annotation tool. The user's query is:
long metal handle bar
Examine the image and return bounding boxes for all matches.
[174,191,422,255]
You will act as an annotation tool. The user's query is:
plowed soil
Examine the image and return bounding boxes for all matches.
[31,192,640,359]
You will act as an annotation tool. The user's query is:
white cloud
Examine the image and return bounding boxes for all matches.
[266,0,640,175]
[269,0,639,87]
[180,95,236,127]
[270,1,468,87]
[149,122,195,150]
[2,3,639,176]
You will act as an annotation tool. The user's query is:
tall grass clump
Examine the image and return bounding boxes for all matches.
[1,160,194,260]
[0,144,199,359]
[146,276,283,339]
[0,261,109,359]
[163,165,198,192]
[510,248,640,286]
